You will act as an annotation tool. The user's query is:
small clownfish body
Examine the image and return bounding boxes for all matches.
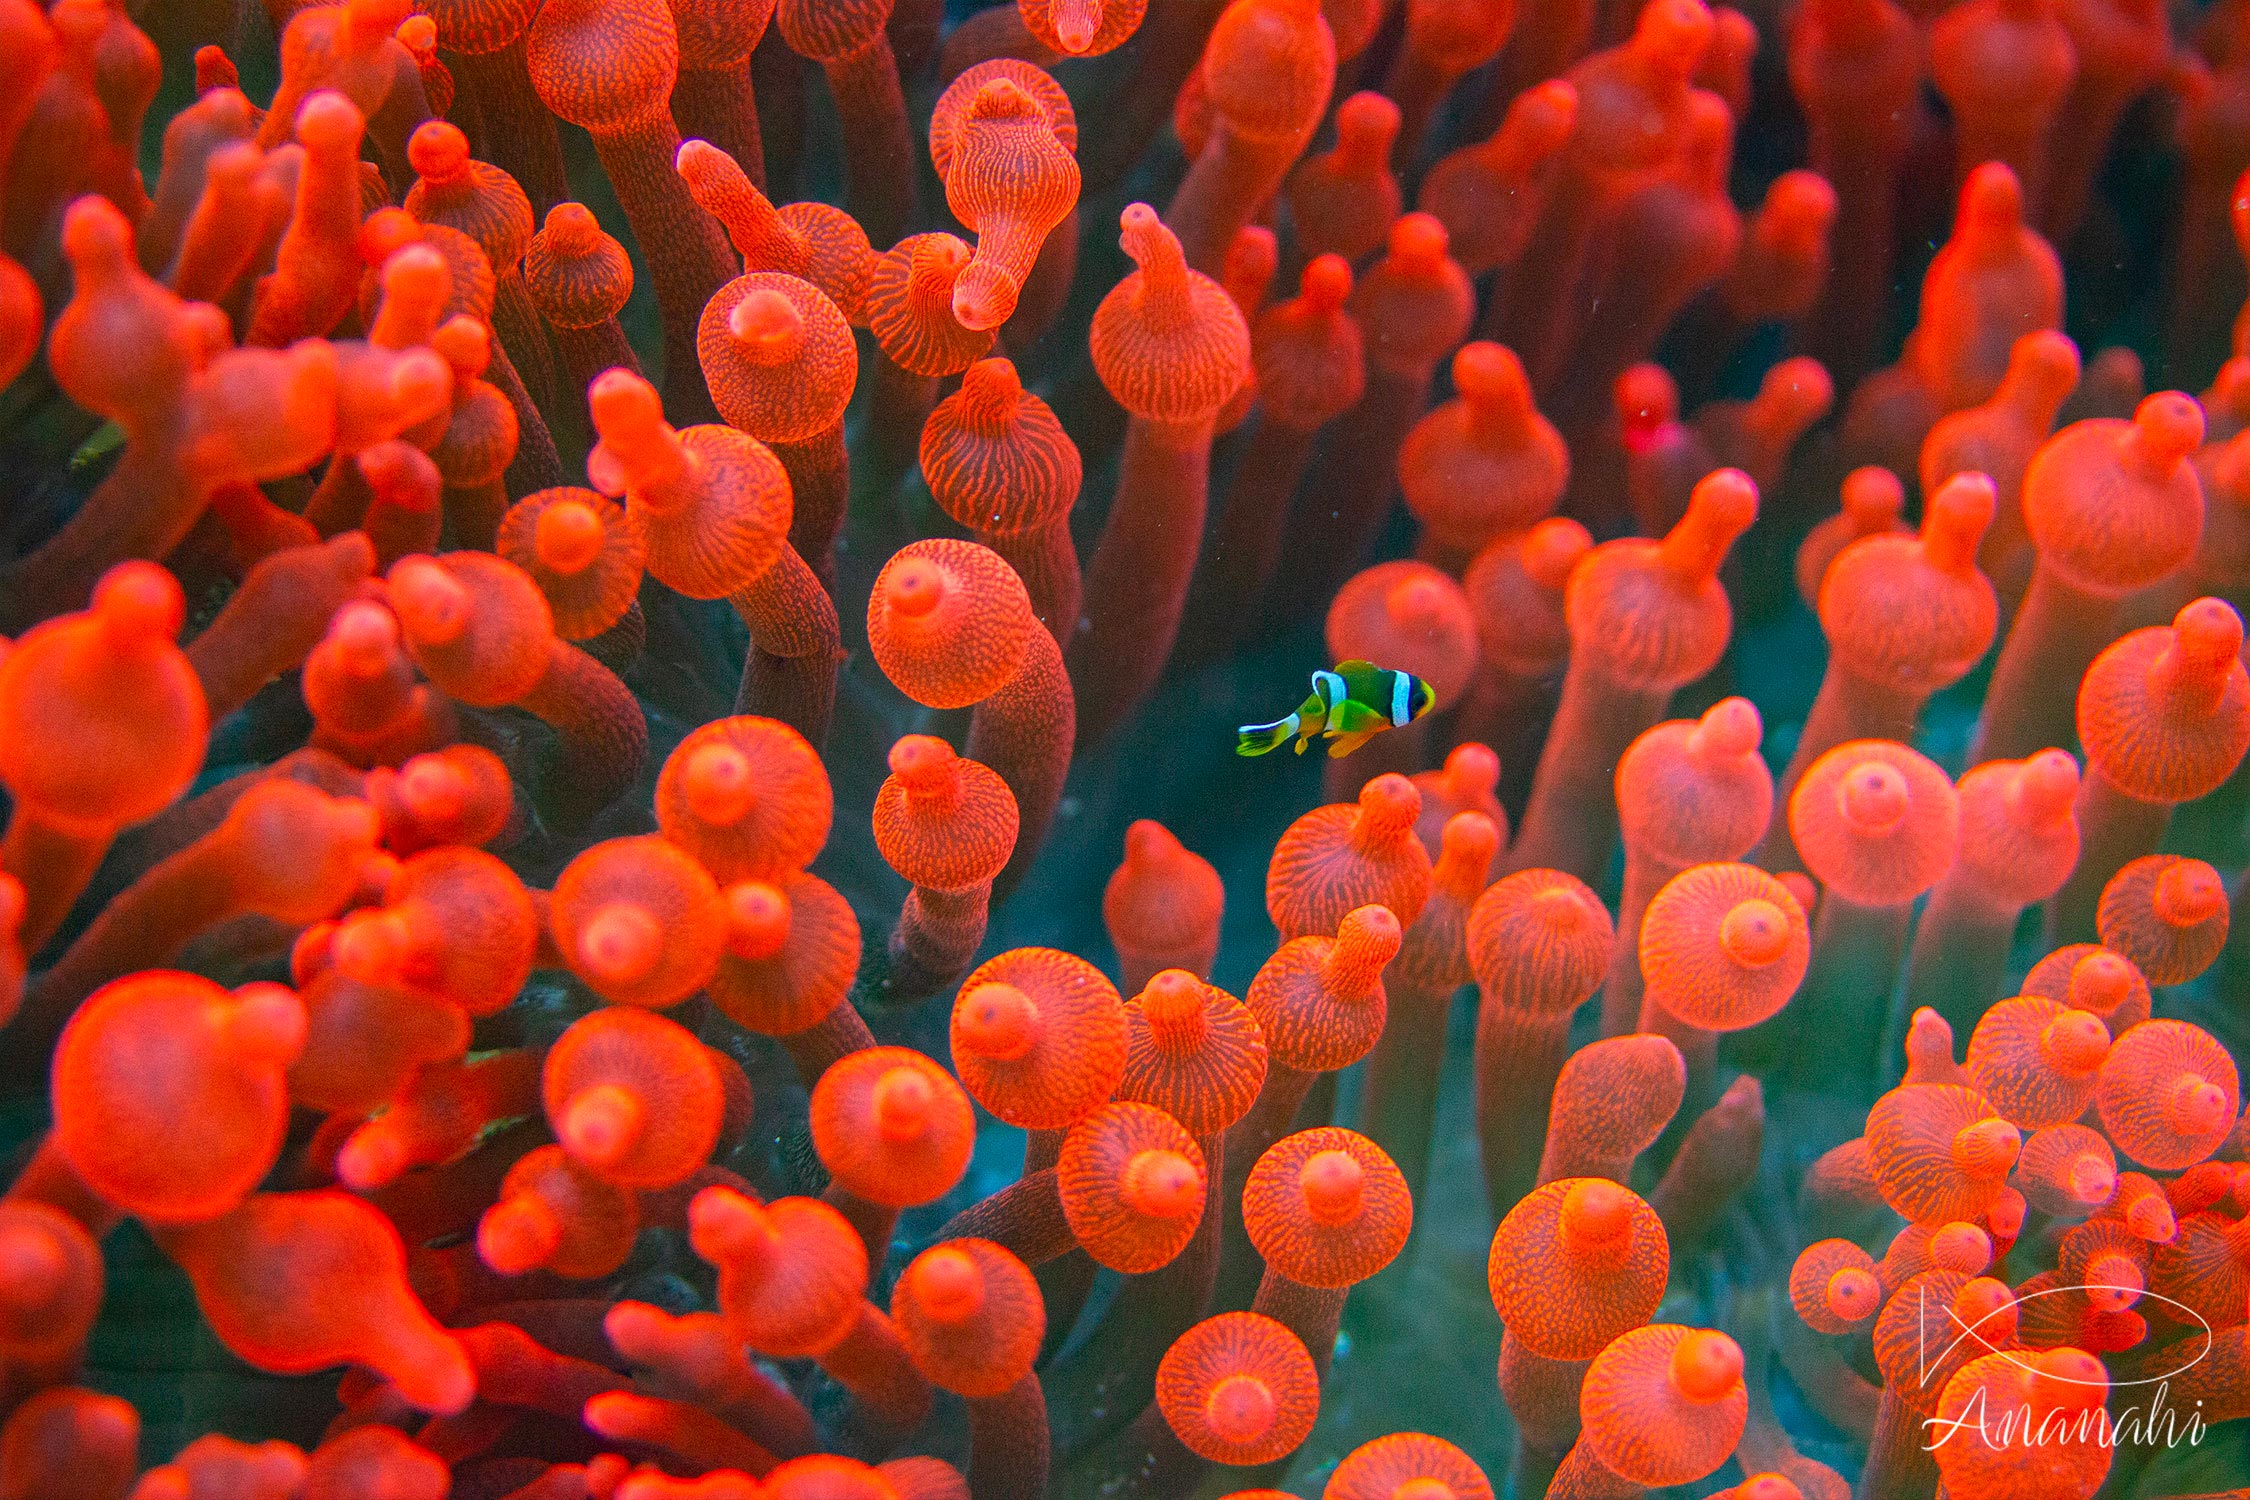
[1236,660,1437,759]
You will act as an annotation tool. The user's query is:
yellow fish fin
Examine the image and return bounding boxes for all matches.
[1327,729,1377,759]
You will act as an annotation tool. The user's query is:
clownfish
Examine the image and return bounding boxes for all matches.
[1236,660,1437,759]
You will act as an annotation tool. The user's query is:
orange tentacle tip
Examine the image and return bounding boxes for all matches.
[551,835,727,1008]
[544,1007,727,1188]
[1058,1100,1208,1272]
[1488,1178,1667,1358]
[950,947,1125,1130]
[54,972,303,1225]
[1118,969,1269,1138]
[1244,1126,1412,1289]
[656,716,835,884]
[1324,1432,1493,1500]
[810,1047,976,1207]
[891,1238,1044,1396]
[1156,1311,1320,1466]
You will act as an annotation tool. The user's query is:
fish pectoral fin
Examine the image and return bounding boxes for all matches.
[1330,700,1384,733]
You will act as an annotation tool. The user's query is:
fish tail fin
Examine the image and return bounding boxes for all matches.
[1236,713,1299,757]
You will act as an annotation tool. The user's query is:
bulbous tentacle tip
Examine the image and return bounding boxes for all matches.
[0,1224,69,1309]
[1122,818,1184,868]
[1615,362,1679,429]
[879,556,948,618]
[1933,1221,1992,1273]
[2027,1346,2110,1409]
[1299,252,1354,311]
[1668,1329,1743,1403]
[1385,574,1452,628]
[1138,968,1206,1022]
[586,366,664,441]
[2167,1074,2232,1136]
[431,315,493,380]
[1440,809,1500,869]
[685,1182,765,1260]
[1337,902,1403,957]
[1510,75,1580,143]
[1717,899,1791,968]
[1767,168,1838,230]
[1205,1375,1279,1444]
[1439,740,1501,792]
[532,497,608,575]
[1688,695,1763,759]
[1296,1151,1359,1223]
[1451,340,1530,410]
[1759,355,1834,423]
[541,200,605,249]
[1528,881,1602,934]
[1558,1177,1634,1244]
[92,560,188,645]
[1335,88,1400,144]
[1047,0,1105,51]
[2065,1152,2116,1204]
[2013,327,2082,391]
[294,89,366,151]
[1950,1115,2022,1175]
[951,261,1020,332]
[728,288,807,361]
[2147,859,2229,934]
[2039,1009,2110,1075]
[561,1081,647,1165]
[2172,595,2246,667]
[1118,202,1182,270]
[888,732,962,790]
[955,982,1040,1061]
[1684,465,1760,537]
[1356,773,1422,830]
[872,1065,938,1140]
[385,555,472,645]
[1385,211,1450,271]
[965,75,1042,123]
[2130,390,2206,469]
[903,1243,985,1322]
[405,118,470,180]
[223,982,310,1071]
[1122,1147,1202,1218]
[1826,1268,1879,1323]
[1960,160,2027,227]
[724,880,791,959]
[958,356,1025,409]
[1735,1475,1805,1500]
[1918,471,1999,568]
[376,239,453,302]
[679,742,756,824]
[1837,761,1910,836]
[1521,517,1595,589]
[674,136,724,178]
[576,903,666,984]
[60,194,135,270]
[1635,0,1716,67]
